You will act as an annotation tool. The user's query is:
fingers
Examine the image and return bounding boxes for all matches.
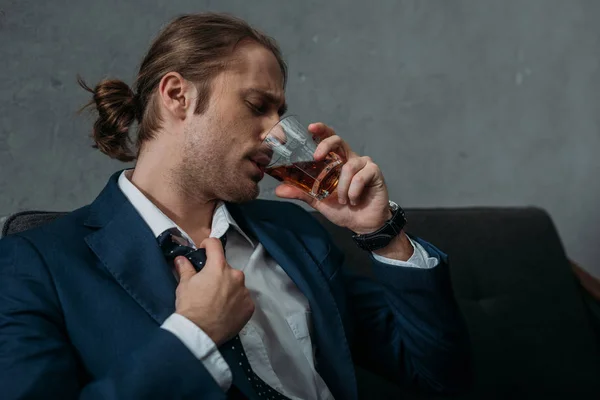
[230,269,246,286]
[309,122,337,159]
[314,135,344,160]
[308,122,335,138]
[309,122,355,162]
[337,156,370,205]
[175,256,196,282]
[347,162,379,205]
[200,238,226,265]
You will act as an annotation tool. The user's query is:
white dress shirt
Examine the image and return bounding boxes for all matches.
[118,169,438,399]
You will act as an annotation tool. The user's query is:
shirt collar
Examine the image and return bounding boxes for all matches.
[118,169,254,248]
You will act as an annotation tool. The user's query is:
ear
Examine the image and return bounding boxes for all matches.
[157,72,195,121]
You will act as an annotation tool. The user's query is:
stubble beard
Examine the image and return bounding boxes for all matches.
[172,139,260,205]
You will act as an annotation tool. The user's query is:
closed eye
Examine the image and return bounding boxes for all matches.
[246,101,267,115]
[242,89,287,117]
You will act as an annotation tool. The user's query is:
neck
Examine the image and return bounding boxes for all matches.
[129,156,216,244]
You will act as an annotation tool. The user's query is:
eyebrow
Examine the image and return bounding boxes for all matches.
[242,88,288,116]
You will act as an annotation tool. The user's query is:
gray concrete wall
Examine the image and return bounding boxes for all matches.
[1,0,600,276]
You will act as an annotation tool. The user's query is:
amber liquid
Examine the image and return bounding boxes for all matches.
[265,153,343,200]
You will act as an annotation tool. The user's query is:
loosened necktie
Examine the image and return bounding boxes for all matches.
[158,227,227,272]
[157,228,291,400]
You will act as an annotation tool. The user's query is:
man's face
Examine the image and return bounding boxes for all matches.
[175,41,287,203]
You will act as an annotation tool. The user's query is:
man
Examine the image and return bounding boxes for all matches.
[0,13,471,399]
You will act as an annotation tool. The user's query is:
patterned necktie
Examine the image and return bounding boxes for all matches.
[157,227,227,272]
[157,228,291,400]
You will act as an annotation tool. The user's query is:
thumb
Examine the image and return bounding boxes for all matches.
[175,256,196,282]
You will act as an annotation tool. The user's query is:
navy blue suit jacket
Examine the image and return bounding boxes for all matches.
[0,171,471,399]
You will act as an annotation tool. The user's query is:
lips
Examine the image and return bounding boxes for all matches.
[250,159,265,172]
[250,151,272,170]
[248,158,265,182]
[248,160,265,181]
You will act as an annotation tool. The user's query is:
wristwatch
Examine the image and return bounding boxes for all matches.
[351,200,407,251]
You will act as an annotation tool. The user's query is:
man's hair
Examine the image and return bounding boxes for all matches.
[78,13,287,162]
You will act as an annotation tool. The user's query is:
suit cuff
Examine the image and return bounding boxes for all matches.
[161,313,232,391]
[371,235,439,269]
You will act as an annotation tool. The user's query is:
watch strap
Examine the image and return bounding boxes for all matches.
[352,204,406,251]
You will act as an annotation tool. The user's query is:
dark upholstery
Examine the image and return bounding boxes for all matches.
[1,211,68,237]
[3,207,600,399]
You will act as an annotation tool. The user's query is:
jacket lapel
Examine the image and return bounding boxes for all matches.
[83,172,258,400]
[84,171,177,325]
[228,203,358,400]
[83,173,356,399]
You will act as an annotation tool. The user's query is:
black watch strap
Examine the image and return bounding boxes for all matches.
[352,201,406,251]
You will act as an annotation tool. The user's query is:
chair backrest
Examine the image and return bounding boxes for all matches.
[313,207,600,397]
[3,207,600,397]
[1,210,68,237]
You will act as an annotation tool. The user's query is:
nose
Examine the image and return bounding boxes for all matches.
[260,114,282,142]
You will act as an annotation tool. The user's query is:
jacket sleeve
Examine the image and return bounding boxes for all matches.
[0,235,225,400]
[341,235,473,394]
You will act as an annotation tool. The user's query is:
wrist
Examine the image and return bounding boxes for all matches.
[352,209,393,235]
[372,231,414,261]
[176,310,224,346]
[351,200,407,252]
